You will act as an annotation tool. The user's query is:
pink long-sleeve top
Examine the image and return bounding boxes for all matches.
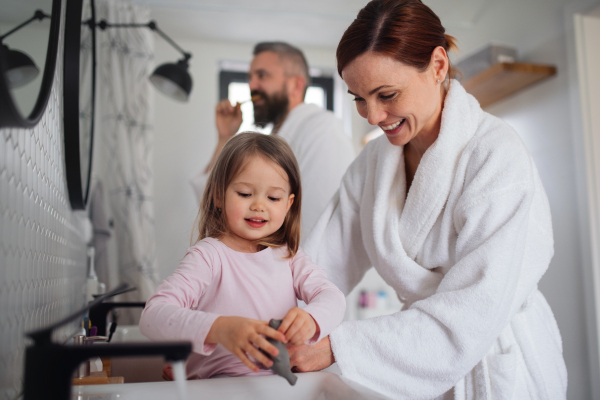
[139,237,346,379]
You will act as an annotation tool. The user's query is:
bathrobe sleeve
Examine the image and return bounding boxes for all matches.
[327,132,555,398]
[303,149,373,296]
[289,248,346,343]
[139,247,220,355]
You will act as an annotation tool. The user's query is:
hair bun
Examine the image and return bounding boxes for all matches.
[445,34,459,54]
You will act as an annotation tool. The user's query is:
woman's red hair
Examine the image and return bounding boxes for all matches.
[337,0,458,80]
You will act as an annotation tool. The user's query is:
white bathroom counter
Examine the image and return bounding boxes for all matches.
[72,370,391,400]
[74,325,389,399]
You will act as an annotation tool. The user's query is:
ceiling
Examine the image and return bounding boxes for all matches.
[134,0,574,57]
[588,4,600,17]
[1,0,577,59]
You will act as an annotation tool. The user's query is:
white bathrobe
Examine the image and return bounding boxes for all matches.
[304,81,567,400]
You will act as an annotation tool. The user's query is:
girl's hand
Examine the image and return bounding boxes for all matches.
[278,307,318,345]
[206,316,286,372]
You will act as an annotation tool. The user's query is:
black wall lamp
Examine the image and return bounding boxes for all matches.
[97,19,193,102]
[0,10,51,89]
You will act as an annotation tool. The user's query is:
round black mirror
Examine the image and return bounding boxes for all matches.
[63,0,96,209]
[0,0,61,128]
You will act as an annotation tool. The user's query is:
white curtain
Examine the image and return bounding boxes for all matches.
[93,0,159,309]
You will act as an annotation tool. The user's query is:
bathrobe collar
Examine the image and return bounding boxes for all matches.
[364,81,482,301]
[398,80,482,259]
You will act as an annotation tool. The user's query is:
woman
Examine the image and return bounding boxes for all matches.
[288,0,568,399]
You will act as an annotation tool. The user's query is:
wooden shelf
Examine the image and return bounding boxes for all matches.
[461,62,557,108]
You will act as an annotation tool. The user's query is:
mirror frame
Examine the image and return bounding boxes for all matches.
[0,0,62,128]
[63,0,96,210]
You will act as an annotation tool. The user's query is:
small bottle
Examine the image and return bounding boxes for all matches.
[85,246,99,302]
[359,290,367,308]
[377,291,389,311]
[368,292,377,308]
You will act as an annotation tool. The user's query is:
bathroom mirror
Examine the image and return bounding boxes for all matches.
[63,0,96,209]
[0,0,61,128]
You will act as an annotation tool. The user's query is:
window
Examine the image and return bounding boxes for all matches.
[219,69,334,134]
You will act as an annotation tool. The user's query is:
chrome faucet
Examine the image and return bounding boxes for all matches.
[22,284,192,400]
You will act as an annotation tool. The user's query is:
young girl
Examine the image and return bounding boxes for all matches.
[139,132,346,379]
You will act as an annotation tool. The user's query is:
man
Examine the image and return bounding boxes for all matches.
[191,42,355,240]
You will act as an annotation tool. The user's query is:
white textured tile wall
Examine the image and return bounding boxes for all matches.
[0,1,88,398]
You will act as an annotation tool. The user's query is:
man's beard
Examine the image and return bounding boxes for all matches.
[252,86,289,129]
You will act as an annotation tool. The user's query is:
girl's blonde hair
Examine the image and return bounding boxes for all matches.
[194,132,302,258]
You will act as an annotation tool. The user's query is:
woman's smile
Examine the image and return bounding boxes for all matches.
[380,119,406,136]
[343,52,445,148]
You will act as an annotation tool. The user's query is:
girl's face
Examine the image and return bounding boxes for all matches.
[220,155,295,252]
[341,51,446,147]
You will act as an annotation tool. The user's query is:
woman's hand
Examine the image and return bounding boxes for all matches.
[206,316,286,372]
[162,363,173,381]
[278,307,317,345]
[287,335,335,372]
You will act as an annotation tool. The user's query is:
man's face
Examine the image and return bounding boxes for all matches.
[248,51,290,128]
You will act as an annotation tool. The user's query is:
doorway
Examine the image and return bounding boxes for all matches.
[573,5,600,399]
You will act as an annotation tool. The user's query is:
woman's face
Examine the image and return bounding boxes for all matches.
[342,51,445,147]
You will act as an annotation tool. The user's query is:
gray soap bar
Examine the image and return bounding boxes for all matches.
[263,319,297,385]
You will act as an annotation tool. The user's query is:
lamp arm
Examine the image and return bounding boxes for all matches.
[149,22,191,61]
[0,10,52,42]
[97,20,191,61]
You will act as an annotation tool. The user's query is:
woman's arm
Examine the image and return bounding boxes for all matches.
[288,248,346,344]
[303,148,372,295]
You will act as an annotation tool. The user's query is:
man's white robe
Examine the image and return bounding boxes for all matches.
[304,81,567,399]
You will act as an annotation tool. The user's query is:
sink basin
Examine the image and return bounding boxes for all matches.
[108,325,163,383]
[82,325,390,399]
[72,370,391,400]
[110,325,149,343]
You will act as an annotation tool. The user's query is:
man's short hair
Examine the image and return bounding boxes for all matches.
[253,42,311,94]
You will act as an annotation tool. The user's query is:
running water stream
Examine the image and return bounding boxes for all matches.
[171,361,189,400]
